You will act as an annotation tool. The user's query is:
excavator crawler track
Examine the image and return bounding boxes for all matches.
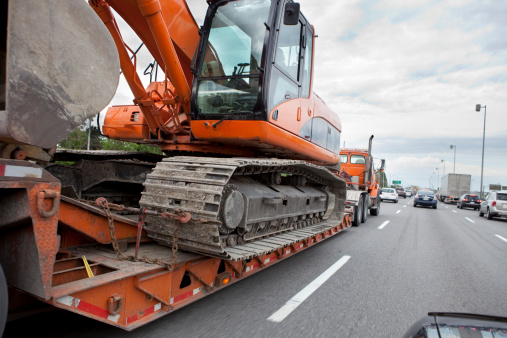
[140,157,346,260]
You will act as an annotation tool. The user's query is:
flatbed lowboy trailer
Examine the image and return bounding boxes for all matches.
[1,159,351,330]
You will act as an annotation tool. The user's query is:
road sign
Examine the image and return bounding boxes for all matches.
[392,180,401,184]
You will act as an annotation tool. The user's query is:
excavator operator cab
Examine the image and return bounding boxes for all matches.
[192,0,312,121]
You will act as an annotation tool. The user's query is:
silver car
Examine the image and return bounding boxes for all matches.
[479,191,507,220]
[380,188,398,203]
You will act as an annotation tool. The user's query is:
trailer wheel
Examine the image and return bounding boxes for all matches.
[352,198,363,227]
[361,195,367,223]
[0,264,7,337]
[370,199,380,216]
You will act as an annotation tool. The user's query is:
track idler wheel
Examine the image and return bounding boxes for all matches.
[219,185,245,234]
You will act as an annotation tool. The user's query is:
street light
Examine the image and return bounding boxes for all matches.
[436,167,440,191]
[450,145,456,173]
[476,104,487,199]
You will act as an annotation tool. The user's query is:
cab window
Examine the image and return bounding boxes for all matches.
[350,155,365,164]
[339,154,348,163]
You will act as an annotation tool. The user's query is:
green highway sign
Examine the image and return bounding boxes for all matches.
[392,180,401,184]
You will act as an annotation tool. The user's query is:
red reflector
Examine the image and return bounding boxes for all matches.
[492,201,496,207]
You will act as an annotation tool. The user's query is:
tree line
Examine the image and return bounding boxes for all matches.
[58,126,161,154]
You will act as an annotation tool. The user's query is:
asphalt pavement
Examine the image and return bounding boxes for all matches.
[4,198,507,337]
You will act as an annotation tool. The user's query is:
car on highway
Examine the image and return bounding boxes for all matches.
[396,187,406,198]
[413,190,437,209]
[380,188,398,203]
[457,193,482,210]
[405,188,412,197]
[479,191,507,220]
[404,312,507,338]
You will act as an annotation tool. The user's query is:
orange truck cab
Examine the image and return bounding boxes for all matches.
[338,135,383,226]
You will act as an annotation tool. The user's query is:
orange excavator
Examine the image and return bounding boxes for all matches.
[0,0,353,330]
[91,0,347,256]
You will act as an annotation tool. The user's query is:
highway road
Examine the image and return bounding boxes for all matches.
[5,198,507,337]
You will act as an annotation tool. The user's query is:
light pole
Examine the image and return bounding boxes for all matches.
[436,168,440,191]
[441,159,445,176]
[450,145,456,173]
[476,104,487,199]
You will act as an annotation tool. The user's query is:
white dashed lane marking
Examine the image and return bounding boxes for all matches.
[465,217,475,223]
[267,255,351,323]
[495,235,507,243]
[378,221,390,229]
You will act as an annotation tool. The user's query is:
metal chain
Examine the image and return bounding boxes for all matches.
[99,199,126,261]
[98,198,182,270]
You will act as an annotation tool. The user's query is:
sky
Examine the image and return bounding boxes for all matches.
[105,0,507,192]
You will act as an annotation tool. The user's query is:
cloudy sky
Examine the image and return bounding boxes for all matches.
[108,0,507,192]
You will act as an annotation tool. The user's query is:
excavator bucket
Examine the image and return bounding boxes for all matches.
[0,0,120,149]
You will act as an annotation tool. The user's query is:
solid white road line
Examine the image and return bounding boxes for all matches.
[465,217,475,223]
[267,255,351,323]
[452,210,458,213]
[495,234,507,243]
[378,221,390,229]
[396,210,401,214]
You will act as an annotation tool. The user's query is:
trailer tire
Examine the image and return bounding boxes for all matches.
[371,200,380,216]
[0,264,7,337]
[352,198,363,227]
[361,195,367,223]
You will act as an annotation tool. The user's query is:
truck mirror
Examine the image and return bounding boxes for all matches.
[380,159,385,171]
[284,3,300,25]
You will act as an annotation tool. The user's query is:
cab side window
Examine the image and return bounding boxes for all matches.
[301,27,313,98]
[275,22,302,81]
[268,20,302,110]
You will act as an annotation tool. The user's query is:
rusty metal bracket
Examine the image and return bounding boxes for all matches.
[107,293,123,316]
[37,189,60,217]
[225,261,242,277]
[186,269,213,292]
[253,256,265,268]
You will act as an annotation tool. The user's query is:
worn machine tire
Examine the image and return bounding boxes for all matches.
[361,195,367,223]
[352,198,363,227]
[0,264,7,337]
[487,209,493,220]
[371,200,380,216]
